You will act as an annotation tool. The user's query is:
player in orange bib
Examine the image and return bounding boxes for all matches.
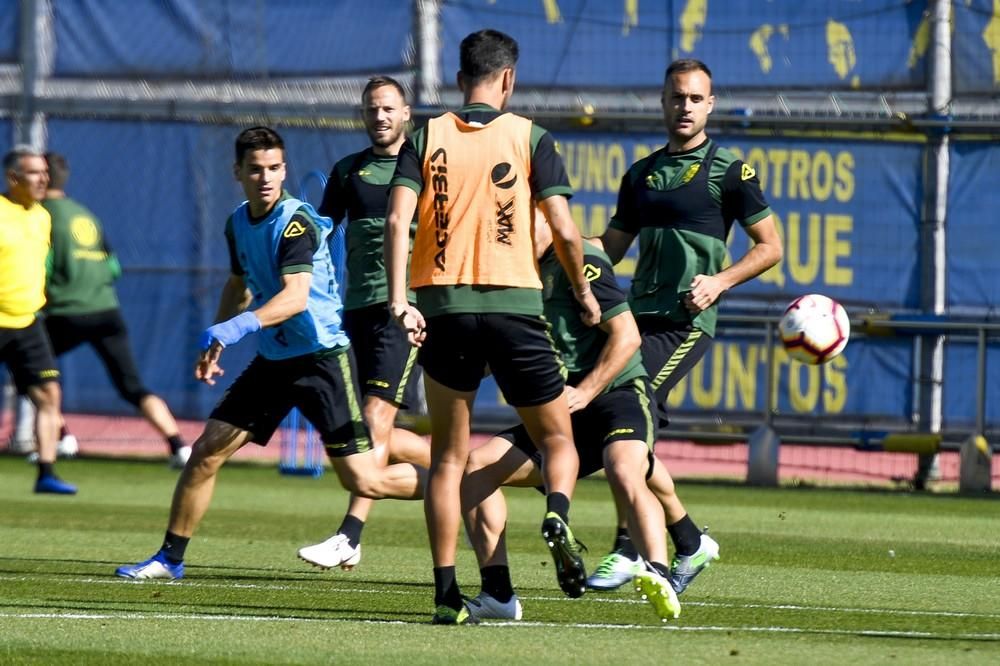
[384,29,601,624]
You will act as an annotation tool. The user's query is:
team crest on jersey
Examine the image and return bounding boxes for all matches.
[70,216,99,247]
[583,263,601,282]
[741,163,757,181]
[283,220,307,238]
[680,162,701,184]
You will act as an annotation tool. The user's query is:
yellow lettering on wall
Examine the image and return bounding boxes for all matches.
[788,361,820,412]
[746,148,769,196]
[606,143,627,192]
[786,212,822,284]
[726,344,757,410]
[823,355,848,412]
[788,150,811,200]
[768,149,789,199]
[586,143,606,192]
[810,150,835,202]
[690,344,723,407]
[835,151,855,202]
[633,144,654,162]
[824,214,853,285]
[667,375,687,408]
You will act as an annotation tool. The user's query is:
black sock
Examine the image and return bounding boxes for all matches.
[667,514,702,556]
[648,561,670,578]
[433,566,462,609]
[480,565,514,603]
[160,531,190,564]
[166,435,185,455]
[37,462,54,480]
[59,425,69,439]
[546,492,570,522]
[337,515,365,548]
[613,527,639,559]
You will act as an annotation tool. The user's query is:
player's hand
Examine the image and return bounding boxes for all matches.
[685,274,726,313]
[195,341,225,385]
[564,385,591,413]
[575,288,601,327]
[389,302,427,347]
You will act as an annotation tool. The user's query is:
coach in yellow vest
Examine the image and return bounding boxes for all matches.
[0,146,76,494]
[385,29,601,623]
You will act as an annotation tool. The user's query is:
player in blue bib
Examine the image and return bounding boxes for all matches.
[116,127,425,581]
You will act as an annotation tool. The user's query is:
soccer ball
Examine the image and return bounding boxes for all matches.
[779,294,850,365]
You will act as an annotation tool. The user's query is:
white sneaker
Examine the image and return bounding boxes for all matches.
[57,434,79,458]
[168,446,192,469]
[467,592,523,620]
[586,550,643,591]
[297,533,361,570]
[9,437,36,455]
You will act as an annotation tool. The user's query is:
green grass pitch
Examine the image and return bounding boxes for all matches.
[1,457,998,665]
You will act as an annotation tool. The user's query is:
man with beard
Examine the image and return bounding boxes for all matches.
[297,76,430,570]
[593,59,782,594]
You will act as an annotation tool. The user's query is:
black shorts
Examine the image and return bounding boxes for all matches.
[343,304,421,409]
[210,346,371,456]
[43,308,150,405]
[636,316,713,424]
[0,319,60,393]
[419,313,564,407]
[499,378,656,480]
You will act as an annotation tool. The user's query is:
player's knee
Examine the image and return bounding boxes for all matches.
[121,386,151,408]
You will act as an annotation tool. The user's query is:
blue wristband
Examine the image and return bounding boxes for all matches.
[199,311,261,350]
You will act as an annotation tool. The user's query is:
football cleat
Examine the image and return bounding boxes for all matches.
[586,550,643,591]
[34,474,77,495]
[115,551,184,580]
[431,602,479,625]
[466,592,523,621]
[168,446,192,470]
[297,532,361,570]
[541,512,587,598]
[669,533,720,595]
[633,566,681,621]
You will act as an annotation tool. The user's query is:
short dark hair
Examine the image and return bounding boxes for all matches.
[45,152,70,189]
[234,126,284,165]
[665,59,713,85]
[459,29,519,86]
[3,144,43,175]
[362,75,408,104]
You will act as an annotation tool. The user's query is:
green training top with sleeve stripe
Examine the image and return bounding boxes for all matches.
[608,138,772,337]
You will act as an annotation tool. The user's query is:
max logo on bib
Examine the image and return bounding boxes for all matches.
[283,220,307,238]
[491,162,517,189]
[740,163,757,181]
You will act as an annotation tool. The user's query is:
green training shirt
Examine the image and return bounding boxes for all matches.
[319,148,416,311]
[608,138,772,337]
[540,240,645,393]
[42,196,120,316]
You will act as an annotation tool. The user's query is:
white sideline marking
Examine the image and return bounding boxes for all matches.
[2,574,999,622]
[1,611,998,641]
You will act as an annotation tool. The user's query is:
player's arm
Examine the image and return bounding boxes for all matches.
[213,273,251,323]
[567,309,641,413]
[385,135,426,346]
[687,161,783,313]
[600,167,639,264]
[318,160,349,224]
[531,128,601,325]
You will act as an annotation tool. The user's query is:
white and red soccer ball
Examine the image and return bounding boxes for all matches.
[779,294,850,365]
